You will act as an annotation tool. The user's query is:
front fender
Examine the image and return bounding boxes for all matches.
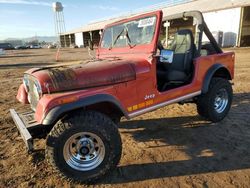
[16,84,29,104]
[41,94,128,125]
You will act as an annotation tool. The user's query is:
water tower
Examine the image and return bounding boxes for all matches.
[52,2,66,47]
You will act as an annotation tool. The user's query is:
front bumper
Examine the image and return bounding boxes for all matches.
[10,109,40,152]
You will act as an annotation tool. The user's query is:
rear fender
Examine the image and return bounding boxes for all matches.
[202,64,232,94]
[42,94,128,125]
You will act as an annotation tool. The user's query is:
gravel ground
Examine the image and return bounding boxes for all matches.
[0,48,250,188]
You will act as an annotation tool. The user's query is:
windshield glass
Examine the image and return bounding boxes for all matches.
[101,16,157,49]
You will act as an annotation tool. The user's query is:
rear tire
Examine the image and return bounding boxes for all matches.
[45,110,122,183]
[196,77,233,122]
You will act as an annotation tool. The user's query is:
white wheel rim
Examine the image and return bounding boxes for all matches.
[63,132,105,171]
[214,88,229,113]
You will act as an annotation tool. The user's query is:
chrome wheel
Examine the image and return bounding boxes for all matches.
[63,132,105,171]
[214,88,228,113]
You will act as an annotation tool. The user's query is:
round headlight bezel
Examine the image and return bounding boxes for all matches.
[23,74,30,92]
[23,74,43,102]
[34,80,42,98]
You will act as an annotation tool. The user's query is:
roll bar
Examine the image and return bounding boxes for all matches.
[163,11,223,54]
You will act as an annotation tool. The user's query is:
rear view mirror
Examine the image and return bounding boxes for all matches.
[160,50,174,63]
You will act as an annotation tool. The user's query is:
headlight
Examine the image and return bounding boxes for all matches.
[34,80,42,98]
[23,74,29,92]
[29,79,43,111]
[22,74,43,111]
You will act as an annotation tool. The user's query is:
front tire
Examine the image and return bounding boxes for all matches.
[45,111,122,183]
[196,77,233,122]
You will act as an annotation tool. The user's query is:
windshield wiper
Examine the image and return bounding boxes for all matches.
[109,27,136,50]
[109,28,125,50]
[125,29,136,49]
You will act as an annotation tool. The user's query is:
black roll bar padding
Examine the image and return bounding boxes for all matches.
[163,11,223,54]
[183,11,204,54]
[202,21,223,54]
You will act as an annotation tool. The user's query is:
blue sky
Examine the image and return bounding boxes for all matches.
[0,0,170,40]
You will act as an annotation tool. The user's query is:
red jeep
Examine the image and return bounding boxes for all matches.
[10,11,234,182]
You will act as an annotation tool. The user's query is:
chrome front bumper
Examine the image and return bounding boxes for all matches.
[10,109,40,152]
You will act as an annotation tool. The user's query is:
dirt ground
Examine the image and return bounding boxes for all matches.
[0,48,250,188]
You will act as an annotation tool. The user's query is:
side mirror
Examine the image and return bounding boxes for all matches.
[160,50,174,63]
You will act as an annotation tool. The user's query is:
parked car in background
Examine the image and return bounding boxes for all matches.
[30,44,42,49]
[15,45,28,50]
[0,48,5,55]
[70,44,78,48]
[48,44,56,49]
[0,43,15,50]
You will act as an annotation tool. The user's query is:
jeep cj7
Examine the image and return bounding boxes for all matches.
[10,11,234,183]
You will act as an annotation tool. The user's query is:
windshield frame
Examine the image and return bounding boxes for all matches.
[101,16,157,49]
[98,11,162,57]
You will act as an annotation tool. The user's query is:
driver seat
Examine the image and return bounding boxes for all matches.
[162,29,195,83]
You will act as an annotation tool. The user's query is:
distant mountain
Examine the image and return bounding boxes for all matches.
[2,36,58,43]
[24,36,58,42]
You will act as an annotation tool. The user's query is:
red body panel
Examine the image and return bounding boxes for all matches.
[26,59,141,93]
[33,51,234,124]
[16,10,235,125]
[16,84,29,104]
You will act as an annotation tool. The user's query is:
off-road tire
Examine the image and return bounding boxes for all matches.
[45,110,122,183]
[196,77,232,122]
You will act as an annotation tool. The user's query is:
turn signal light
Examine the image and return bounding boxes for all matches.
[58,96,78,105]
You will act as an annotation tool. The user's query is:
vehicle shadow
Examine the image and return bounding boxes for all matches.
[99,93,250,184]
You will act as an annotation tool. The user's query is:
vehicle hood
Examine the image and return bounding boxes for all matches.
[25,58,149,94]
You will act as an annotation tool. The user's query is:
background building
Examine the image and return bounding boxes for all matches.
[60,0,250,48]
